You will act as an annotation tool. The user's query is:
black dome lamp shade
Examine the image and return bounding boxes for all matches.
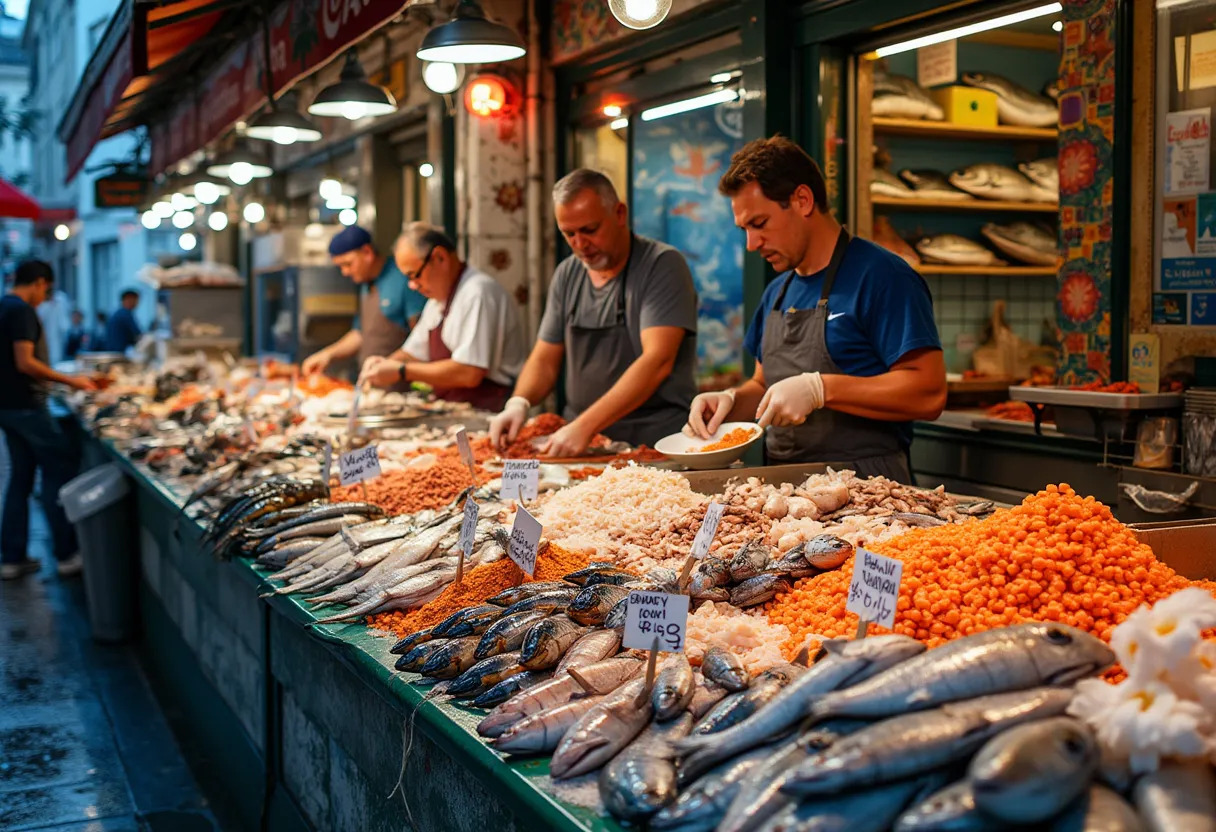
[416,0,526,64]
[246,92,323,144]
[307,50,397,120]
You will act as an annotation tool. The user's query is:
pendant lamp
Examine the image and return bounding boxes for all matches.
[607,0,673,30]
[308,50,397,120]
[416,0,526,64]
[246,91,322,144]
[207,142,273,185]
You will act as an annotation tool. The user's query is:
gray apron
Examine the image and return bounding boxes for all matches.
[761,229,912,483]
[562,241,688,447]
[358,281,411,393]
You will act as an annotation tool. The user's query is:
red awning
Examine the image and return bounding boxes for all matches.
[58,0,234,183]
[0,178,41,220]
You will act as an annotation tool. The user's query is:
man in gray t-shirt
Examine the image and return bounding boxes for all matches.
[489,169,698,454]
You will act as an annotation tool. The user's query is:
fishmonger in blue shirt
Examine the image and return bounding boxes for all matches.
[104,290,142,352]
[684,136,946,483]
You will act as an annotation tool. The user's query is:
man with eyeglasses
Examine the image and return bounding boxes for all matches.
[301,225,426,388]
[359,223,525,409]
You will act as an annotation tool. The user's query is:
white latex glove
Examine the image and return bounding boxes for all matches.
[683,389,737,439]
[489,396,530,450]
[756,372,825,428]
[539,421,594,458]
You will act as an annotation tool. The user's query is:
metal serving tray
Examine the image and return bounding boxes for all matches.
[1009,388,1183,410]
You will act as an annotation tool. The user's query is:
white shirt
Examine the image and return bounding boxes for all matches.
[402,266,526,387]
[36,290,70,366]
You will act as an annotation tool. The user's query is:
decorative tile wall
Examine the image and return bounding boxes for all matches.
[924,275,1059,374]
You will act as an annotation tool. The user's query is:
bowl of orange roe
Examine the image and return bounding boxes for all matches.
[654,422,764,470]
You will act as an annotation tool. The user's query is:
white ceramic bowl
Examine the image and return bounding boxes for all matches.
[654,422,765,470]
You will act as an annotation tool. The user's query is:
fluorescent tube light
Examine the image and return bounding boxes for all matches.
[640,89,738,122]
[874,3,1063,57]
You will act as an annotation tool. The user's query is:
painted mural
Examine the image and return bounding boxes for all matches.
[1057,0,1117,384]
[632,100,745,390]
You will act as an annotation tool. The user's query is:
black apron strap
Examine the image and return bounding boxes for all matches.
[817,228,852,307]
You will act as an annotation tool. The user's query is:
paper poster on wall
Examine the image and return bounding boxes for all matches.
[1163,198,1197,257]
[1165,108,1211,194]
[917,41,957,87]
[1190,31,1216,90]
[1154,293,1189,324]
[1161,258,1216,291]
[1197,193,1216,256]
[1193,293,1216,325]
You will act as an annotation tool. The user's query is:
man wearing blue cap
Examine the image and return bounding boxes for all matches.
[301,225,426,383]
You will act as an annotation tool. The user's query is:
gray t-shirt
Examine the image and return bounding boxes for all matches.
[539,235,698,432]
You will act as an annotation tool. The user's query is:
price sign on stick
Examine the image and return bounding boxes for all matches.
[338,445,382,487]
[456,428,476,483]
[690,502,725,559]
[501,459,539,502]
[321,442,333,485]
[507,506,542,577]
[846,548,903,632]
[345,383,366,438]
[456,497,479,584]
[623,590,689,652]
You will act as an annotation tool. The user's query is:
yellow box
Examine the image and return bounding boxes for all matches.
[932,86,998,127]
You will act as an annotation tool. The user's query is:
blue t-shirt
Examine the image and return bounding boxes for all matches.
[104,307,142,352]
[353,257,427,332]
[744,238,941,442]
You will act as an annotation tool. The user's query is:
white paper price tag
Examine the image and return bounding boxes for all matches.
[846,548,903,630]
[338,445,381,487]
[501,459,539,502]
[690,501,725,559]
[459,497,479,559]
[456,428,476,477]
[321,442,333,484]
[507,506,542,576]
[623,591,689,652]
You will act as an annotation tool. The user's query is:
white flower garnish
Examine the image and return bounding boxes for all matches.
[1070,678,1211,774]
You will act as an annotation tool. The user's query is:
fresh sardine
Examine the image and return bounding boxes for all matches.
[490,695,605,755]
[446,652,526,699]
[499,588,580,617]
[810,624,1114,722]
[432,604,503,638]
[729,539,773,582]
[604,597,629,631]
[471,669,550,709]
[566,583,631,626]
[687,671,728,719]
[803,535,854,569]
[730,574,791,607]
[895,780,988,832]
[564,563,635,587]
[550,676,655,779]
[969,716,1098,824]
[1051,785,1145,832]
[555,628,621,675]
[1132,760,1216,832]
[394,638,451,673]
[757,770,949,832]
[486,581,573,607]
[701,646,749,692]
[691,664,804,737]
[418,635,482,680]
[474,608,552,660]
[898,169,969,200]
[600,712,693,821]
[519,615,588,670]
[651,744,774,832]
[981,222,1058,266]
[689,558,732,600]
[389,627,434,655]
[653,654,695,720]
[915,234,1005,266]
[962,71,1058,127]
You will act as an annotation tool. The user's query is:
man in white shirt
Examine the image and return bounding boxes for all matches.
[360,223,526,410]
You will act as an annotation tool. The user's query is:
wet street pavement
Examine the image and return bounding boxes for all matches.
[0,500,221,831]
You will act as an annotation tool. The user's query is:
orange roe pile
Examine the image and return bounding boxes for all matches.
[368,542,594,639]
[766,484,1213,657]
[695,427,758,453]
[330,457,495,515]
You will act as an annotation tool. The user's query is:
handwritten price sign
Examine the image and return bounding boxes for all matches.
[501,459,539,502]
[338,445,382,487]
[459,497,479,559]
[507,506,542,576]
[690,501,724,559]
[623,590,689,652]
[846,548,903,630]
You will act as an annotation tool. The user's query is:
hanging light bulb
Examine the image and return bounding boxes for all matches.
[53,224,71,241]
[152,200,175,218]
[607,0,672,30]
[172,211,194,229]
[243,202,266,224]
[246,102,322,145]
[170,192,197,211]
[418,162,435,178]
[208,211,229,231]
[193,176,230,205]
[319,177,344,201]
[141,210,162,229]
[308,50,397,120]
[422,61,464,94]
[228,162,254,186]
[325,194,356,210]
[417,0,526,63]
[338,208,358,226]
[178,232,197,251]
[207,142,273,184]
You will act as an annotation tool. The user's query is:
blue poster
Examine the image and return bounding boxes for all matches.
[1154,293,1189,324]
[632,101,744,390]
[1161,258,1216,290]
[1192,293,1216,325]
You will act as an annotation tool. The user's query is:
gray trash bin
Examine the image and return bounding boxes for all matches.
[59,464,137,642]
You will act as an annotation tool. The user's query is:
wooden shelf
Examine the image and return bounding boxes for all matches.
[873,117,1057,142]
[915,265,1059,277]
[873,195,1058,212]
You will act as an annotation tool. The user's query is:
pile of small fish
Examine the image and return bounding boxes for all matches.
[451,618,1213,831]
[872,161,1057,207]
[686,535,854,608]
[199,476,331,558]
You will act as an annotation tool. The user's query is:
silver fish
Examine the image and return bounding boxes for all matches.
[390,627,434,655]
[1019,157,1059,193]
[702,646,749,692]
[651,743,774,832]
[803,535,855,569]
[563,563,634,586]
[550,676,654,779]
[949,164,1050,203]
[474,608,551,660]
[895,780,988,832]
[417,635,482,680]
[600,712,693,822]
[969,716,1098,824]
[471,669,551,709]
[432,604,503,638]
[691,664,805,737]
[519,615,588,670]
[446,652,526,699]
[679,635,925,781]
[730,574,791,608]
[757,770,949,832]
[873,168,918,199]
[873,73,944,121]
[486,581,574,607]
[689,558,733,600]
[981,222,1058,266]
[1044,79,1060,101]
[781,687,1075,797]
[499,587,580,617]
[489,695,605,755]
[729,539,774,582]
[555,628,621,675]
[962,71,1058,127]
[653,654,696,720]
[566,583,631,626]
[915,234,1005,267]
[604,597,629,631]
[687,671,729,719]
[810,623,1115,722]
[1132,760,1216,832]
[394,638,450,673]
[1052,785,1146,832]
[899,169,970,200]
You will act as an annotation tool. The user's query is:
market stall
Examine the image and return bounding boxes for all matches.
[61,357,1216,832]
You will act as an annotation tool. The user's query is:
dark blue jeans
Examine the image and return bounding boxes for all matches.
[0,408,81,563]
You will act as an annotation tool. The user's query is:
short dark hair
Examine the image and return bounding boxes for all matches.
[13,260,53,286]
[719,136,829,211]
[121,289,139,301]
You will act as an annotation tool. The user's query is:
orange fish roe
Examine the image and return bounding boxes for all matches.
[765,484,1213,658]
[695,427,758,453]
